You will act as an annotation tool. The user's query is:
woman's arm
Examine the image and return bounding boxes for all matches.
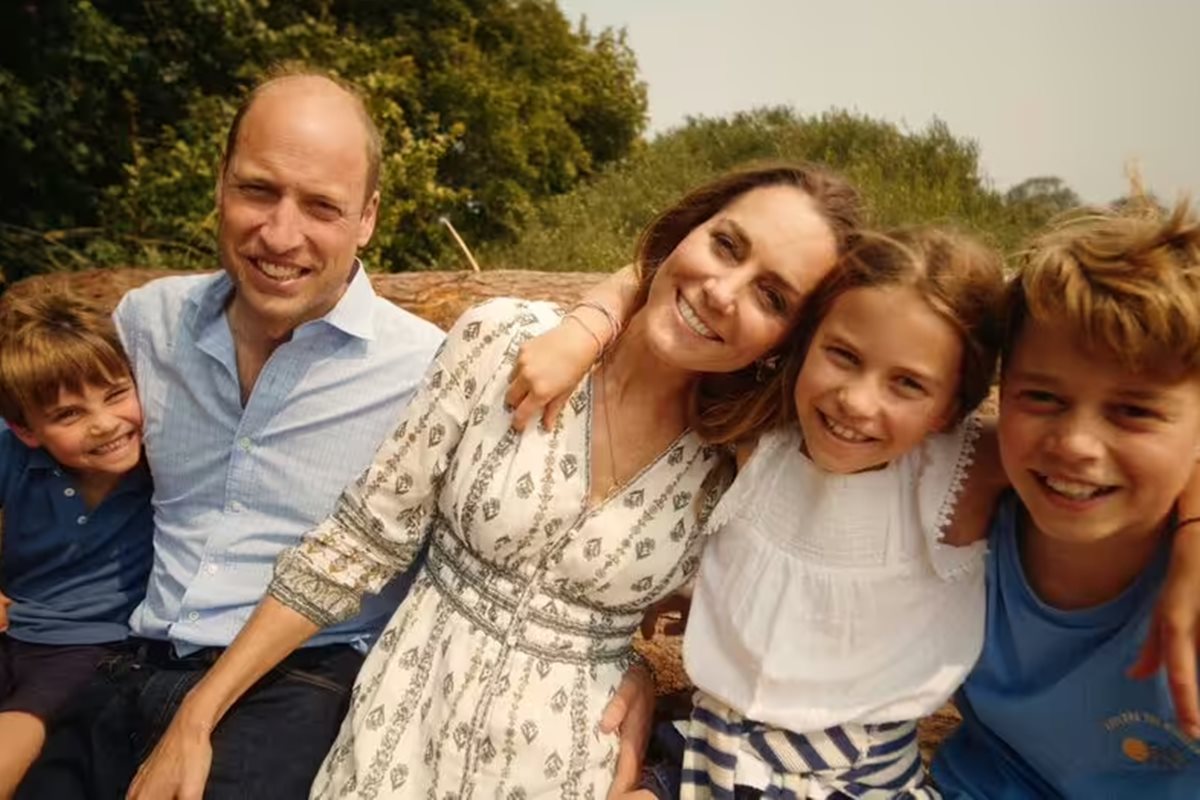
[507,265,639,432]
[126,299,526,800]
[127,598,318,799]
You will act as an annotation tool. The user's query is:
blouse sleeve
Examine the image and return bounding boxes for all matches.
[914,413,988,581]
[269,298,557,627]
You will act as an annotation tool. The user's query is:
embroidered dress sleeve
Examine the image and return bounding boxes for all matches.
[914,413,988,581]
[269,298,554,627]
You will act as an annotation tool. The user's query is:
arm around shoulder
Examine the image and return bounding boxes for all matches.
[941,416,1008,548]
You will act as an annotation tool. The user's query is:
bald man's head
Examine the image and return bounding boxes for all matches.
[221,68,382,203]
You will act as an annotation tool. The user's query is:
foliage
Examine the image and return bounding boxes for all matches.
[483,108,1072,271]
[0,0,647,284]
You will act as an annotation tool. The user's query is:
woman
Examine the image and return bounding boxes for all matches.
[129,163,861,799]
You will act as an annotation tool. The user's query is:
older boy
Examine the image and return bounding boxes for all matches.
[933,197,1200,796]
[0,291,153,797]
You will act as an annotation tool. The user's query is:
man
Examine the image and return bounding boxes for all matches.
[18,70,445,798]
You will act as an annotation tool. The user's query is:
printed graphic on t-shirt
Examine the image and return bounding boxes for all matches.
[1105,710,1200,772]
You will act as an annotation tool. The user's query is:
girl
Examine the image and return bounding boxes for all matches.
[669,228,1003,798]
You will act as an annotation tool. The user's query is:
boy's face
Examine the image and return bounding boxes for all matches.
[999,316,1200,545]
[9,377,143,480]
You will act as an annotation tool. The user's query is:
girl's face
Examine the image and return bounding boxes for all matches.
[792,284,963,474]
[638,184,839,375]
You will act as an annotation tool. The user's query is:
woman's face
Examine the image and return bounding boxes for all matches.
[639,184,839,374]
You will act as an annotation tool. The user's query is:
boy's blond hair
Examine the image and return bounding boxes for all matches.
[1005,187,1200,374]
[0,288,131,426]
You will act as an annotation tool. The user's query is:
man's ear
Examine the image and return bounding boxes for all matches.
[356,190,381,249]
[8,421,41,450]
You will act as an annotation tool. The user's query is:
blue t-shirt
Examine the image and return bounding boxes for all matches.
[0,426,154,645]
[933,493,1200,798]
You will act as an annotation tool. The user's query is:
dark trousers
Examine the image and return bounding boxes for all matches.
[16,638,363,800]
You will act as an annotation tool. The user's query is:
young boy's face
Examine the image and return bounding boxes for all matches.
[998,316,1200,545]
[9,376,143,480]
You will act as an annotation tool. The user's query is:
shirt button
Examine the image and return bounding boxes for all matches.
[238,437,253,451]
[205,563,219,575]
[187,611,200,622]
[64,487,76,497]
[76,515,88,525]
[229,501,244,513]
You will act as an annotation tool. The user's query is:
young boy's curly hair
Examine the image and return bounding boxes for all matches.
[1004,183,1200,374]
[0,288,131,426]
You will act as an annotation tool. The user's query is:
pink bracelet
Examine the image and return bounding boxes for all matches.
[563,313,605,354]
[571,300,621,343]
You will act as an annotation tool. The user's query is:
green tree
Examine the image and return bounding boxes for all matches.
[484,108,1076,271]
[0,0,647,284]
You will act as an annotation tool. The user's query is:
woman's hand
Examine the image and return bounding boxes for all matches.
[601,662,656,800]
[126,700,216,800]
[506,315,605,433]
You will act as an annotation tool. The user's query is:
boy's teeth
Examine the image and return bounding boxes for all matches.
[823,413,869,442]
[1044,476,1105,500]
[257,260,304,280]
[676,296,718,339]
[92,433,132,455]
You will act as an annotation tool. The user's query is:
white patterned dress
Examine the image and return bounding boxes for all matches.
[269,298,728,800]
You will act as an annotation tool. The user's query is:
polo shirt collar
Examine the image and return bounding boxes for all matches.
[25,446,59,472]
[25,445,152,499]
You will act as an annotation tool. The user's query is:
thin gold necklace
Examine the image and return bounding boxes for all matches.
[597,353,621,499]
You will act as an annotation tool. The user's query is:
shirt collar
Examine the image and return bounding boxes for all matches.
[186,261,378,343]
[25,445,152,498]
[307,260,378,341]
[26,446,59,473]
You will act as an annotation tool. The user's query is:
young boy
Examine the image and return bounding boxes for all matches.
[0,290,154,797]
[933,195,1200,796]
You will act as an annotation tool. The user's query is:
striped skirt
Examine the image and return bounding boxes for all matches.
[681,692,940,800]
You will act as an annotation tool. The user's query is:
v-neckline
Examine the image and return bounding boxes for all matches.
[580,371,694,515]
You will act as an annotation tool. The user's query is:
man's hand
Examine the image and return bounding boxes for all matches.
[0,590,11,633]
[601,662,656,800]
[126,703,215,800]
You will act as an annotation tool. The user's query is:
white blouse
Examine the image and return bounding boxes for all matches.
[682,418,987,733]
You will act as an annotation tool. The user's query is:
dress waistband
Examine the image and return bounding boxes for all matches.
[426,520,641,665]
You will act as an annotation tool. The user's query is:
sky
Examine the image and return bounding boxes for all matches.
[557,0,1200,203]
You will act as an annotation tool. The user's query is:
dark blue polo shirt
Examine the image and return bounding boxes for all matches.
[1,426,154,645]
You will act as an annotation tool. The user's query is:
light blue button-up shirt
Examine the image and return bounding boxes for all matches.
[114,267,444,654]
